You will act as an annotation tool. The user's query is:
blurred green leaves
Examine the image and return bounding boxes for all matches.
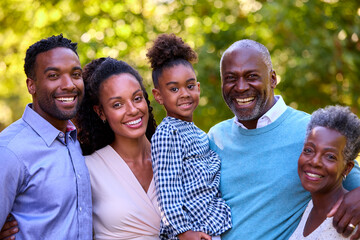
[1,0,359,131]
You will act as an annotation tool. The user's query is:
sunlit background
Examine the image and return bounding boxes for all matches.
[1,0,359,138]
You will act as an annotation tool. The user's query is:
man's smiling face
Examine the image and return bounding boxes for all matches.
[28,47,84,125]
[221,47,276,128]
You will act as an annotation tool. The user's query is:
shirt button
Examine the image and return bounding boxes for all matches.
[79,207,82,212]
[58,132,65,138]
[77,174,81,179]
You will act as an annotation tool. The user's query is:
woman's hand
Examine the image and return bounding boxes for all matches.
[178,230,212,240]
[0,215,18,240]
[328,187,360,240]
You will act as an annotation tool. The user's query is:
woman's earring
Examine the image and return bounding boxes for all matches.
[102,119,106,124]
[343,174,347,181]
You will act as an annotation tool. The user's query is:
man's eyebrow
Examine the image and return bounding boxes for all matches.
[73,66,83,72]
[223,69,259,75]
[44,67,59,73]
[43,66,82,73]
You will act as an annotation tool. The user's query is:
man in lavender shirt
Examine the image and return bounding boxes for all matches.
[0,34,92,239]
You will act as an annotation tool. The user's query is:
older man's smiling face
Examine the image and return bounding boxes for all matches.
[221,47,276,128]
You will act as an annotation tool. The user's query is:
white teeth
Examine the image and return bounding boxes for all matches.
[306,172,323,178]
[236,97,254,105]
[125,118,141,125]
[57,97,75,102]
[179,103,191,106]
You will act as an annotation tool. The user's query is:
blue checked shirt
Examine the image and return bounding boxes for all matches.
[151,117,232,239]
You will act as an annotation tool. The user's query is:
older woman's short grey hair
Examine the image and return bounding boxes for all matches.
[307,105,360,163]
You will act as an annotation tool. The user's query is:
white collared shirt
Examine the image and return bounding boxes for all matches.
[234,95,287,129]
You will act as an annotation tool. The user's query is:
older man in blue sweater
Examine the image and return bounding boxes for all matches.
[208,39,360,240]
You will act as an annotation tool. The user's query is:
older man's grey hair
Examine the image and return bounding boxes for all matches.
[307,105,360,163]
[220,39,273,75]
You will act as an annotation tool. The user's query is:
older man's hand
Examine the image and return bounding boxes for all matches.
[328,187,360,240]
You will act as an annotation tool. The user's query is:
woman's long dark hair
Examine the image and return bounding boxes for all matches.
[74,57,157,155]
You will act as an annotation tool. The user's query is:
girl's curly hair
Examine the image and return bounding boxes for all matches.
[146,33,198,87]
[74,57,157,155]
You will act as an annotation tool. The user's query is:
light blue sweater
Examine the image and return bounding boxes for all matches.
[208,107,360,240]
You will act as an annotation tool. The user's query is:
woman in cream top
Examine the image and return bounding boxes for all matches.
[86,145,160,240]
[75,58,160,239]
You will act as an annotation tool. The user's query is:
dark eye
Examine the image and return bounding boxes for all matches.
[113,102,123,108]
[326,153,337,161]
[303,147,313,154]
[170,87,178,92]
[48,73,59,79]
[187,84,195,90]
[134,95,143,102]
[248,74,258,80]
[72,72,82,79]
[224,75,236,82]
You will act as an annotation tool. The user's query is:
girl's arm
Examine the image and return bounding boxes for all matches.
[178,230,211,240]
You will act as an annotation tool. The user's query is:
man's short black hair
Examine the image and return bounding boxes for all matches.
[24,34,78,79]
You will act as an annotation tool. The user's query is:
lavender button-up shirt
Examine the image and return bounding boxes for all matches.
[0,104,92,239]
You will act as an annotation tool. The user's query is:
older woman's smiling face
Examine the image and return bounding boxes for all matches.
[297,126,353,195]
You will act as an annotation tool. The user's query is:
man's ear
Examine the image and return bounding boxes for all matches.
[26,78,36,95]
[93,105,106,121]
[152,88,163,105]
[270,70,277,89]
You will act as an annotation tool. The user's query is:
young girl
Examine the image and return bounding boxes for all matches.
[147,34,232,240]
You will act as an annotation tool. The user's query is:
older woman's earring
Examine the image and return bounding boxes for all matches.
[102,119,106,124]
[343,174,347,181]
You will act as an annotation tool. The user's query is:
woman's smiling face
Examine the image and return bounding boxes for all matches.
[95,73,149,141]
[298,126,352,195]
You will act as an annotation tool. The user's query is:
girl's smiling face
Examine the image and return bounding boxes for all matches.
[298,126,354,195]
[152,64,200,122]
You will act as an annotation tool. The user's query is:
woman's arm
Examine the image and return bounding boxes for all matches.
[0,215,18,240]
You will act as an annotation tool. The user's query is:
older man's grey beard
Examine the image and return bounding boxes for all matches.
[231,100,264,121]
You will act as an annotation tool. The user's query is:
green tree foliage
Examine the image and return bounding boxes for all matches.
[1,0,359,131]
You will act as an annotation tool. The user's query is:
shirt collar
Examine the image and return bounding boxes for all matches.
[22,104,77,146]
[234,95,287,129]
[66,121,78,142]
